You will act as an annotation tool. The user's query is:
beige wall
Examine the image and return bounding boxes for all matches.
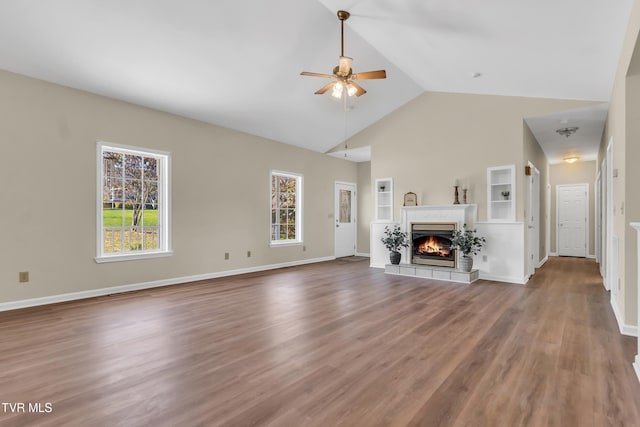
[600,0,640,326]
[346,92,597,227]
[523,123,549,262]
[625,71,640,324]
[357,161,372,254]
[549,161,596,256]
[0,70,358,304]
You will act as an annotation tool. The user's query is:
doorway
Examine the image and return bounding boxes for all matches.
[557,183,588,257]
[605,140,614,294]
[335,182,356,258]
[526,162,540,277]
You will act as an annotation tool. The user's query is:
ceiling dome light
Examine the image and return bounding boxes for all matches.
[563,156,579,163]
[556,126,579,138]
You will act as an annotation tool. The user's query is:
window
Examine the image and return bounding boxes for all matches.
[271,171,302,245]
[96,142,171,262]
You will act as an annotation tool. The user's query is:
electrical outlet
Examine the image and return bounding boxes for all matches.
[19,271,29,283]
[247,250,251,258]
[224,252,229,260]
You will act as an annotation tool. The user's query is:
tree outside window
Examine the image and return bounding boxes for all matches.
[97,143,170,261]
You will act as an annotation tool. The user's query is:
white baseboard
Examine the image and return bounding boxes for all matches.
[478,273,528,285]
[610,297,638,337]
[355,252,370,257]
[0,256,336,313]
[370,262,386,269]
[537,256,548,268]
[548,252,595,259]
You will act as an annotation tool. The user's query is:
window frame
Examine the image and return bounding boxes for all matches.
[95,141,172,263]
[270,170,303,247]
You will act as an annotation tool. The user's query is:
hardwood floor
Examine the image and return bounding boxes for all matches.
[1,257,639,426]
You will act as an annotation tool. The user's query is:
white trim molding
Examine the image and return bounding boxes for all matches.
[537,256,549,269]
[478,273,528,285]
[631,222,640,383]
[355,252,370,257]
[0,256,335,313]
[610,297,638,337]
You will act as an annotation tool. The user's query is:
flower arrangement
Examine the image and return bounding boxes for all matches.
[380,225,409,253]
[450,224,486,258]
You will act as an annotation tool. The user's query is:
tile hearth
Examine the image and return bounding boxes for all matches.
[385,264,479,284]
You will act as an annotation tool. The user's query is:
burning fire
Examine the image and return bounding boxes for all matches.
[415,236,451,258]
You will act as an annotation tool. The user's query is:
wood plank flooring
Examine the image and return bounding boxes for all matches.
[1,257,639,426]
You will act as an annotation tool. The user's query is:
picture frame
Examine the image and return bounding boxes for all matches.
[403,192,417,206]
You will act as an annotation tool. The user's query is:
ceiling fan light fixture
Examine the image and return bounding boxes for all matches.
[331,82,344,98]
[563,156,579,163]
[346,83,357,97]
[556,126,579,138]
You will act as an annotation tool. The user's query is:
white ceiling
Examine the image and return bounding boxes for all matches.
[525,104,608,165]
[0,0,633,161]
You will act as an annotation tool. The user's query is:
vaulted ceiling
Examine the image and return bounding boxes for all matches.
[0,0,633,161]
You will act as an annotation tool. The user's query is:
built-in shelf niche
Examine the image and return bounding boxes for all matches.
[487,165,515,222]
[375,177,393,222]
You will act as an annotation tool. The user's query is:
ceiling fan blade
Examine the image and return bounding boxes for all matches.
[338,56,352,76]
[315,81,337,95]
[352,70,387,80]
[301,71,335,78]
[348,81,367,97]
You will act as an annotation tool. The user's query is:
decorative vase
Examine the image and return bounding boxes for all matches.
[459,255,473,272]
[390,251,401,265]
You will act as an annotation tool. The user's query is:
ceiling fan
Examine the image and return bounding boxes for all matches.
[301,10,386,98]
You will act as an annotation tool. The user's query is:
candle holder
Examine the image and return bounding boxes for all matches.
[462,188,468,204]
[453,185,460,205]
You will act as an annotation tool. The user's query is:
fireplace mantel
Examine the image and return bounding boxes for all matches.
[400,204,477,229]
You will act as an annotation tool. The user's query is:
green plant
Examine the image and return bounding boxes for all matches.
[380,225,409,252]
[450,224,486,257]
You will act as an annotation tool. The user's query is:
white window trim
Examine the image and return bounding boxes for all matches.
[95,141,172,263]
[270,170,303,246]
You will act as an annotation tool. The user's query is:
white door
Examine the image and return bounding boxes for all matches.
[335,182,356,257]
[527,164,540,276]
[557,184,588,257]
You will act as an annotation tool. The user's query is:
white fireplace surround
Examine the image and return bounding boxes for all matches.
[400,204,477,265]
[370,204,526,284]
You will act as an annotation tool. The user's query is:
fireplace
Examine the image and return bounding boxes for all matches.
[411,222,456,268]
